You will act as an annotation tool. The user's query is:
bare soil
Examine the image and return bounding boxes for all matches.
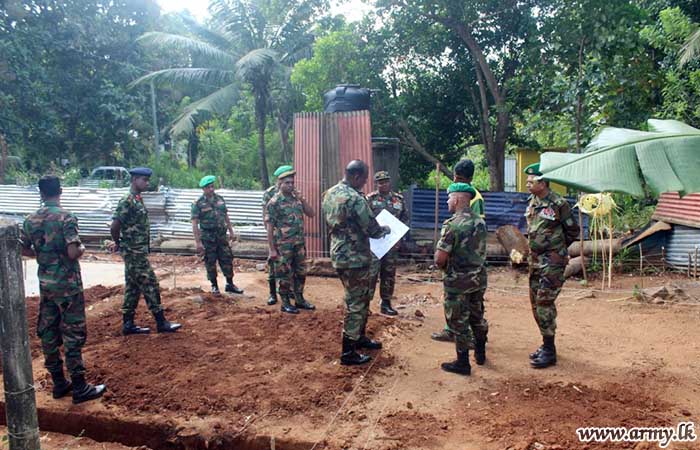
[1,257,700,450]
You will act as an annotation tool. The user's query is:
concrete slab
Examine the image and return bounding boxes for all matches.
[23,260,124,296]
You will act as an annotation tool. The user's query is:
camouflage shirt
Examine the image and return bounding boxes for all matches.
[266,192,305,246]
[436,207,487,294]
[113,191,150,254]
[322,180,385,269]
[366,191,409,224]
[261,185,279,223]
[191,193,228,240]
[526,190,580,268]
[21,201,83,297]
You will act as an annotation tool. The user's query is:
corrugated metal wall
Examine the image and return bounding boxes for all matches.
[294,110,373,258]
[504,158,517,192]
[372,138,401,191]
[652,192,700,229]
[409,187,587,235]
[665,224,700,269]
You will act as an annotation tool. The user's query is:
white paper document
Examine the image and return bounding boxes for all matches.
[370,209,410,259]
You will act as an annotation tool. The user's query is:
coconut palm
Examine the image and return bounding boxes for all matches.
[131,0,325,187]
[680,28,700,66]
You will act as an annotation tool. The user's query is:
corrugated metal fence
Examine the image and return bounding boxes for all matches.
[665,224,700,270]
[0,185,266,247]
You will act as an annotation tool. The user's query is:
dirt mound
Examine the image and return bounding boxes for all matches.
[458,378,671,449]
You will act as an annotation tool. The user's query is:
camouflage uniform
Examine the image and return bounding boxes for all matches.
[436,207,488,353]
[265,192,306,297]
[113,191,163,315]
[322,180,385,341]
[21,201,87,377]
[366,190,409,302]
[526,191,579,337]
[191,193,234,283]
[262,185,279,288]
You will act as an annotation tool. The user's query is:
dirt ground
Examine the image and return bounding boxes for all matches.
[2,255,700,450]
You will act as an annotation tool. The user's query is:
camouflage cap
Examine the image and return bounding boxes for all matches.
[524,162,542,176]
[199,175,216,188]
[374,170,391,181]
[447,182,476,196]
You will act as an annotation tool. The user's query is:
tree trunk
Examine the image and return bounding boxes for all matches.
[257,116,270,189]
[187,131,199,168]
[278,115,291,162]
[396,119,453,179]
[0,134,7,184]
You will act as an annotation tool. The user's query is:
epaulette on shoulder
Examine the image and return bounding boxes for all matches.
[394,192,404,199]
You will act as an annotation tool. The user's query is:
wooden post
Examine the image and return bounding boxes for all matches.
[608,211,613,289]
[689,253,692,278]
[0,221,41,450]
[577,195,587,282]
[432,163,440,249]
[695,246,698,280]
[639,244,643,291]
[661,246,666,274]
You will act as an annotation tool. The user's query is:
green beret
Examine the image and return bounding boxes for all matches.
[447,182,476,196]
[273,165,296,179]
[374,170,391,181]
[524,162,542,176]
[199,175,216,188]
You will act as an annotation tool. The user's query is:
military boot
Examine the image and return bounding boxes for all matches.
[358,324,382,349]
[380,299,398,316]
[441,350,471,376]
[529,346,544,360]
[225,278,244,294]
[267,279,278,305]
[122,313,151,335]
[530,336,557,369]
[431,328,454,342]
[280,296,299,314]
[50,369,72,399]
[154,311,182,333]
[210,279,220,295]
[340,336,371,366]
[294,292,316,310]
[71,374,106,404]
[474,338,487,366]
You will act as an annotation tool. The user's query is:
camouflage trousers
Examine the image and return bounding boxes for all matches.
[38,292,87,376]
[337,267,372,341]
[368,250,396,302]
[443,289,488,352]
[274,242,306,297]
[122,253,163,315]
[529,264,565,337]
[202,237,234,282]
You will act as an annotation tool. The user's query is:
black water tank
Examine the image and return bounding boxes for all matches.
[323,84,370,113]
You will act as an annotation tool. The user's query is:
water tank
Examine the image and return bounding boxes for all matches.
[323,84,370,113]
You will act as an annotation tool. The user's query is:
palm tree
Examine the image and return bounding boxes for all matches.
[680,28,700,66]
[131,0,324,187]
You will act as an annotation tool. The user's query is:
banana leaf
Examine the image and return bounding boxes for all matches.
[539,119,700,197]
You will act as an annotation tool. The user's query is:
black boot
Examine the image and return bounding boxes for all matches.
[71,374,106,404]
[211,279,220,295]
[340,336,371,366]
[154,310,182,333]
[530,336,557,369]
[122,314,151,335]
[441,350,471,376]
[380,299,398,316]
[357,324,382,349]
[294,293,316,310]
[280,296,299,314]
[474,339,486,366]
[225,278,244,294]
[267,280,278,305]
[50,369,72,399]
[529,345,544,360]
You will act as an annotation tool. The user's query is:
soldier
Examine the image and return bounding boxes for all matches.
[191,175,244,295]
[432,158,488,343]
[524,163,579,369]
[366,171,408,316]
[265,166,316,313]
[261,167,283,305]
[20,175,106,404]
[434,182,489,376]
[322,160,390,366]
[110,167,181,335]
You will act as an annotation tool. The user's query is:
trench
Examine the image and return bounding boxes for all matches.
[0,402,318,450]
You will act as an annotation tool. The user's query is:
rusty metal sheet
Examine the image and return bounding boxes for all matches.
[652,192,700,229]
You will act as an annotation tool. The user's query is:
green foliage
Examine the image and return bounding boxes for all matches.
[612,193,656,233]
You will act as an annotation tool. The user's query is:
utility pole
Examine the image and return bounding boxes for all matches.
[150,80,160,157]
[0,221,40,450]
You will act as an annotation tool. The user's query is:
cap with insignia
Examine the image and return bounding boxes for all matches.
[523,162,542,176]
[447,182,476,196]
[199,175,216,188]
[374,170,391,181]
[273,165,296,179]
[129,167,153,177]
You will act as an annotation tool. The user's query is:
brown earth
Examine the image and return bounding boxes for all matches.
[2,257,700,450]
